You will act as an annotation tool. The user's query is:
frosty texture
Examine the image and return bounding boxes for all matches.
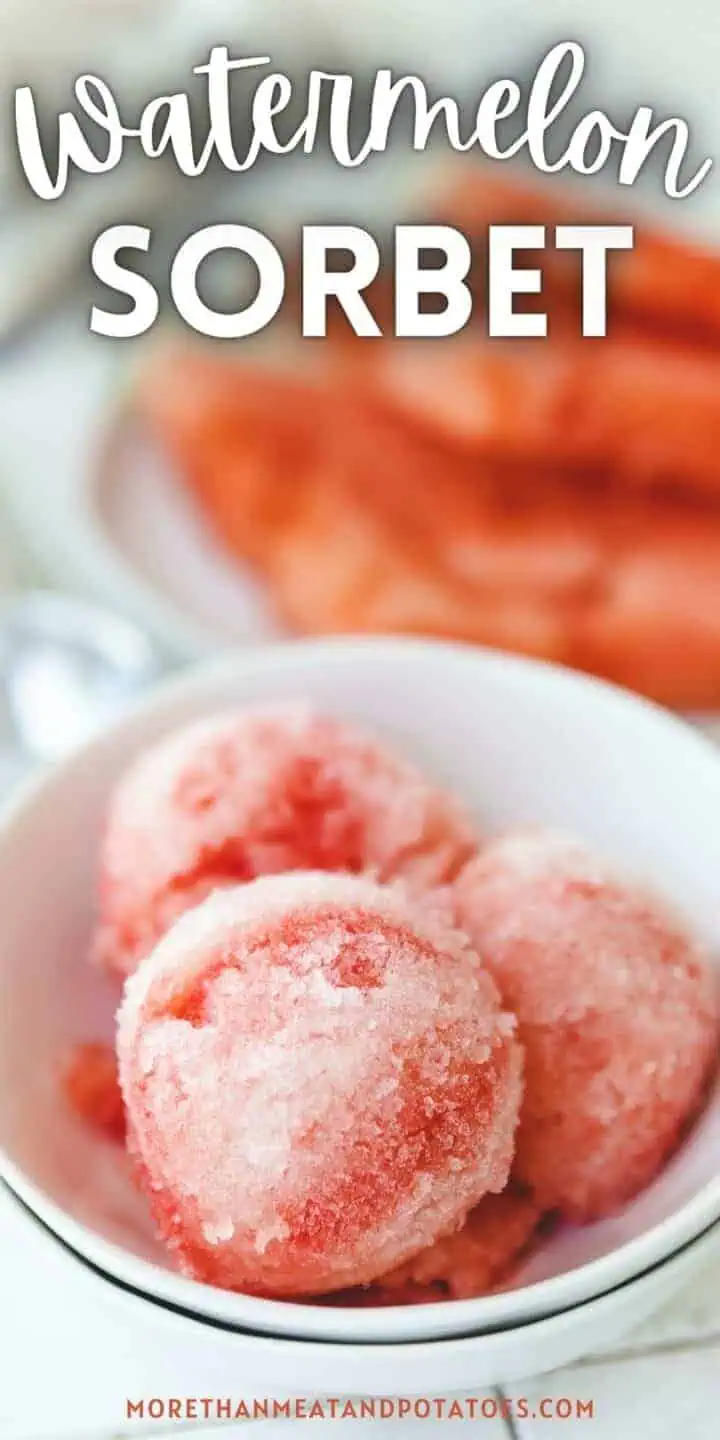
[97,704,477,978]
[456,830,719,1219]
[117,872,522,1296]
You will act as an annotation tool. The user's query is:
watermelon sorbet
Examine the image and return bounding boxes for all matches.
[455,830,719,1220]
[63,700,719,1311]
[117,871,523,1297]
[96,704,477,979]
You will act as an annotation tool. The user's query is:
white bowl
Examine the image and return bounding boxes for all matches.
[4,1178,719,1402]
[0,639,719,1345]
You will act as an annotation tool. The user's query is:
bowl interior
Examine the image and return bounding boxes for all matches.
[0,639,719,1344]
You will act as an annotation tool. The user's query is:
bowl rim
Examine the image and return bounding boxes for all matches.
[1,637,719,1344]
[2,1173,719,1352]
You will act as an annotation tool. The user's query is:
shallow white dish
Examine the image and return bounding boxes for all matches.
[0,640,719,1344]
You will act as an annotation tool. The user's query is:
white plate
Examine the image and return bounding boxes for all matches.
[0,320,255,662]
[1,0,719,667]
[0,151,434,660]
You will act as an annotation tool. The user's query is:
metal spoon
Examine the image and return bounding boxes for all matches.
[0,591,162,791]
